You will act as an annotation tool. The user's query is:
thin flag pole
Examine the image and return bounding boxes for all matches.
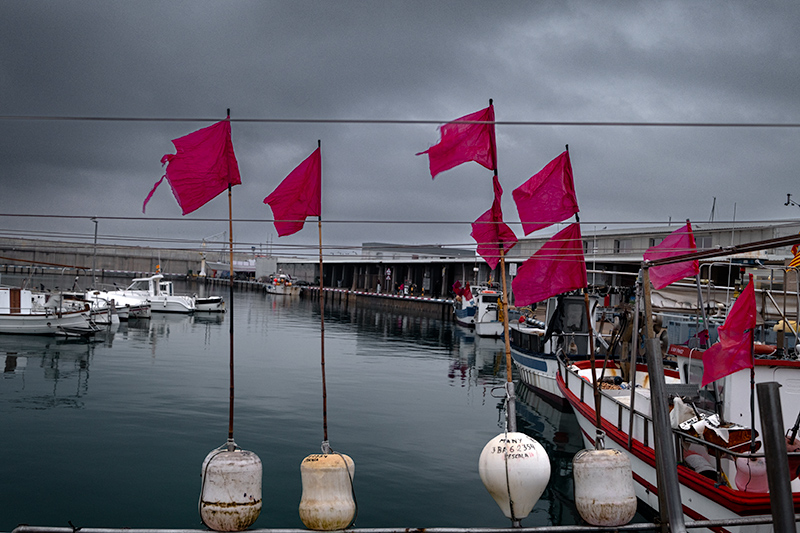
[317,139,330,452]
[226,108,235,450]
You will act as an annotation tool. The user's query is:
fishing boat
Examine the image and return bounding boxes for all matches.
[509,294,603,407]
[474,287,504,337]
[557,343,800,531]
[264,272,300,296]
[453,293,477,328]
[0,287,99,336]
[157,279,224,312]
[122,274,195,313]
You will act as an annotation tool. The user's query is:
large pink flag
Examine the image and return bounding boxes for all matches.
[143,119,241,214]
[701,275,755,386]
[264,147,321,237]
[512,223,587,306]
[417,105,496,179]
[471,175,518,269]
[644,222,699,289]
[512,151,579,235]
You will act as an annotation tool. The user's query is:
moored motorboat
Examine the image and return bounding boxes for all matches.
[474,287,503,337]
[264,272,300,296]
[0,287,99,336]
[121,274,195,313]
[195,295,225,312]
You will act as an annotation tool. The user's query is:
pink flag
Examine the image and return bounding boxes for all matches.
[512,151,579,235]
[471,175,518,270]
[452,280,464,297]
[701,275,755,386]
[143,119,241,215]
[512,223,587,306]
[264,147,322,237]
[416,105,496,179]
[644,222,699,289]
[464,282,473,301]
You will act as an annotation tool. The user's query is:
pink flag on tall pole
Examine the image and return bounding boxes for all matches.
[644,221,699,289]
[701,274,756,386]
[143,119,241,214]
[264,147,322,237]
[470,175,517,270]
[416,104,496,179]
[512,150,579,235]
[512,223,587,306]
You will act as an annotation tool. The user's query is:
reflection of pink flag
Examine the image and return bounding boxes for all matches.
[264,147,321,237]
[512,151,579,235]
[701,275,755,386]
[644,222,699,289]
[512,223,587,306]
[416,105,496,179]
[143,119,241,214]
[471,175,517,269]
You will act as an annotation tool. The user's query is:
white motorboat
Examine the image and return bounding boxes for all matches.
[194,295,225,312]
[119,274,195,313]
[264,272,300,296]
[0,288,98,336]
[474,287,503,337]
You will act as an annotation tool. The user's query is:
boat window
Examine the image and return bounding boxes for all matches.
[483,295,499,304]
[128,281,149,291]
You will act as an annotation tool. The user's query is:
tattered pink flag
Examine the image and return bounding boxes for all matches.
[512,150,579,235]
[512,223,587,306]
[143,119,241,215]
[701,274,755,386]
[416,105,496,179]
[471,175,518,270]
[644,222,699,289]
[264,147,321,237]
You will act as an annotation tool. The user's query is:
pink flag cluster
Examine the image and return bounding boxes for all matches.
[263,147,322,237]
[701,275,756,386]
[143,119,241,215]
[643,222,700,289]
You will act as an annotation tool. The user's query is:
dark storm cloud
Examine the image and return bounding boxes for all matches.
[1,1,798,253]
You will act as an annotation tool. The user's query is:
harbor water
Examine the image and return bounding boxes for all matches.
[1,275,609,531]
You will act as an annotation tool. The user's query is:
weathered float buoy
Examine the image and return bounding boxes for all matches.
[478,432,550,524]
[573,431,636,527]
[199,441,263,531]
[735,455,769,492]
[299,452,356,530]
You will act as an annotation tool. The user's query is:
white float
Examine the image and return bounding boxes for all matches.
[200,443,263,532]
[573,432,636,527]
[299,452,356,530]
[478,431,551,524]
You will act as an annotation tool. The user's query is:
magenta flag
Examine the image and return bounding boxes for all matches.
[471,175,518,269]
[512,151,579,235]
[644,222,699,289]
[143,119,241,215]
[512,223,587,306]
[416,105,496,179]
[701,275,755,386]
[264,147,322,237]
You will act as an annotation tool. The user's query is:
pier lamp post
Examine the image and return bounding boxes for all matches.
[91,217,98,285]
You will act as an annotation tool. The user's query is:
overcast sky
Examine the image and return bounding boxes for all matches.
[1,1,799,259]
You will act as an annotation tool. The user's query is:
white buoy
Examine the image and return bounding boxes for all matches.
[299,452,356,530]
[735,456,769,492]
[573,431,636,527]
[478,432,551,524]
[200,443,262,532]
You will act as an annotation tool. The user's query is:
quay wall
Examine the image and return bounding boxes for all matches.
[302,286,453,321]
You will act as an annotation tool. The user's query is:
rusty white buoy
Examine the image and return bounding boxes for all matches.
[299,451,356,530]
[478,432,551,524]
[573,431,636,527]
[200,441,262,531]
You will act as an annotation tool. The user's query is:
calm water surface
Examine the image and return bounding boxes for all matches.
[1,277,587,531]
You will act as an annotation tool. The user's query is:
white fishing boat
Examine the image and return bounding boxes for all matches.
[194,294,225,312]
[453,294,477,328]
[122,274,195,313]
[474,287,503,337]
[0,287,98,336]
[264,272,300,296]
[87,287,150,320]
[557,345,800,532]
